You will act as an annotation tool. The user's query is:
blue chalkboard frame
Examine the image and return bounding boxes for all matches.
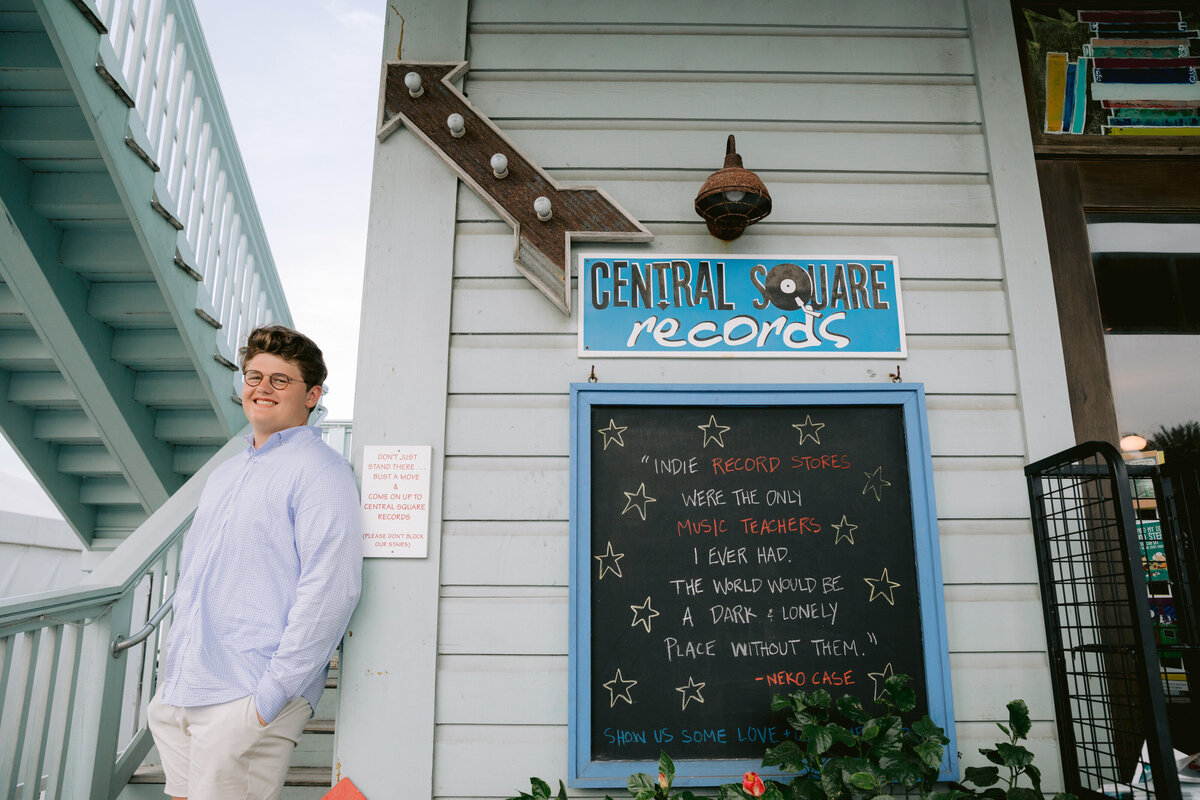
[567,382,957,788]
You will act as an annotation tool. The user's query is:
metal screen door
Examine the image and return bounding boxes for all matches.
[1026,442,1181,800]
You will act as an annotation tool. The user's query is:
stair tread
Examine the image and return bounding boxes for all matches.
[132,765,332,787]
[305,718,335,734]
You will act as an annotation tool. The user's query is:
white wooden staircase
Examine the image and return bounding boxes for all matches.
[0,2,333,796]
[0,0,290,551]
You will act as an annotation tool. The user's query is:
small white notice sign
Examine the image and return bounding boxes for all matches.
[360,445,431,558]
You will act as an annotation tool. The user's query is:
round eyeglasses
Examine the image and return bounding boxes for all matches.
[243,370,306,390]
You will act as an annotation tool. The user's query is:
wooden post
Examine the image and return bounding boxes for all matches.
[62,593,133,799]
[1034,159,1120,446]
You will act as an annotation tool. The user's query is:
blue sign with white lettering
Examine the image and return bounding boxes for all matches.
[578,255,906,357]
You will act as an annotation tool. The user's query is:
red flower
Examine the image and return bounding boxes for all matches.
[659,772,668,790]
[743,771,766,797]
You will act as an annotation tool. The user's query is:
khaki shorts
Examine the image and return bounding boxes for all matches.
[147,687,312,800]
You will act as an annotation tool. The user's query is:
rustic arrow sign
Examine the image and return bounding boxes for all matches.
[377,61,652,315]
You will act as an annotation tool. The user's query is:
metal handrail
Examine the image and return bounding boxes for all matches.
[112,590,175,658]
[0,432,248,798]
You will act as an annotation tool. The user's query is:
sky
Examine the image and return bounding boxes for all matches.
[194,0,385,421]
[0,1,384,512]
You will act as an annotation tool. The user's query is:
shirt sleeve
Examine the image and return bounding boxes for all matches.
[254,455,363,722]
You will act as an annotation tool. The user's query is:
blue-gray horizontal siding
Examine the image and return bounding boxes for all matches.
[431,1,1049,796]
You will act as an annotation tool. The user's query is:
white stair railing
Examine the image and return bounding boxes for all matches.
[0,434,246,800]
[83,0,290,364]
[320,420,354,461]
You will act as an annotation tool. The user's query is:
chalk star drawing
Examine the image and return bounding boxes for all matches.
[597,419,627,450]
[676,676,706,710]
[832,515,858,545]
[604,668,638,707]
[867,662,896,702]
[862,466,892,502]
[595,541,624,580]
[698,415,731,448]
[630,596,660,633]
[791,414,825,446]
[622,482,657,520]
[864,567,901,606]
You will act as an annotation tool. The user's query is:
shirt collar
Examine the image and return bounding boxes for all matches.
[242,424,319,454]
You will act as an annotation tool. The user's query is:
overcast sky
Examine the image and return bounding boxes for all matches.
[195,0,384,421]
[0,1,384,509]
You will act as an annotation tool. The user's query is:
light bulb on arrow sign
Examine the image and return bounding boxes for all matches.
[377,61,653,315]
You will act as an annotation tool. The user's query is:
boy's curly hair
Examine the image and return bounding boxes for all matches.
[239,325,327,389]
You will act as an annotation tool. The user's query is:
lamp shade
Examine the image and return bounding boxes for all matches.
[694,134,771,240]
[1119,433,1147,452]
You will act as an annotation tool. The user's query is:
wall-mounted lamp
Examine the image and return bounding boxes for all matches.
[404,71,423,97]
[694,134,771,240]
[1120,433,1148,452]
[491,153,509,179]
[534,196,553,221]
[447,113,465,138]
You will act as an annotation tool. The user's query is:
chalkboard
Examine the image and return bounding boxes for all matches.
[568,384,955,788]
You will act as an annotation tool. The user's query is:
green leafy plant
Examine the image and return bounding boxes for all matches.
[507,686,1073,800]
[507,777,569,800]
[507,751,711,800]
[624,751,711,800]
[945,699,1074,800]
[719,673,948,800]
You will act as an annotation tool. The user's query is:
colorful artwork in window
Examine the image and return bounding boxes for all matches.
[1021,7,1200,135]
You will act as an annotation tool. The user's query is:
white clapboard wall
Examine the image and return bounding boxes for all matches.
[362,0,1072,796]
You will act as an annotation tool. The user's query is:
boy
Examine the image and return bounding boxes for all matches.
[148,325,363,799]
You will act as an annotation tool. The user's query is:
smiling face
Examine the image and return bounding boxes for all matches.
[242,352,321,448]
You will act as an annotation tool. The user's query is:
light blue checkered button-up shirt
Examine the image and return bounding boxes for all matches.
[160,425,363,722]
